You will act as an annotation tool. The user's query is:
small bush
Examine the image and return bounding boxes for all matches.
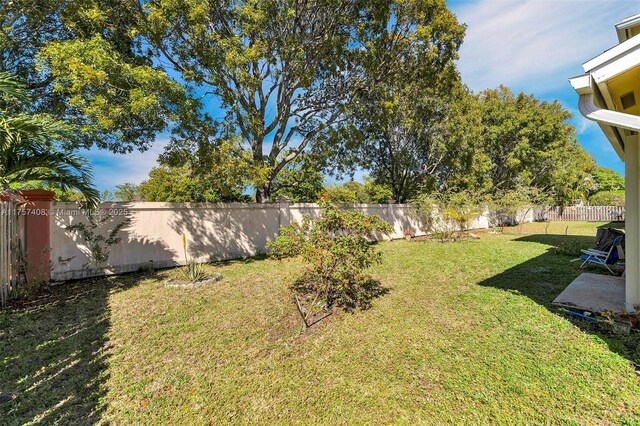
[553,239,591,256]
[267,202,391,325]
[412,190,480,242]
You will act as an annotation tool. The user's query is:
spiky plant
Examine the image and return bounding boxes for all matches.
[180,234,208,283]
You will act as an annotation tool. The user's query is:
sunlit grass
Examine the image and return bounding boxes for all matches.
[1,222,639,424]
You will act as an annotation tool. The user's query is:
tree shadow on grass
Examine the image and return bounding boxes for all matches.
[341,277,391,312]
[478,233,638,366]
[0,275,143,425]
[292,276,390,328]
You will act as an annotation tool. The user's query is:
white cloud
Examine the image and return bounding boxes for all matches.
[81,137,169,191]
[452,0,640,93]
[566,106,597,134]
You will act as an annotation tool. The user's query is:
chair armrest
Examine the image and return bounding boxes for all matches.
[581,249,607,256]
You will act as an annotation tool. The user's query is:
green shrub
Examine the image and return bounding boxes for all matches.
[267,202,391,325]
[589,190,625,206]
[553,239,591,256]
[412,190,480,242]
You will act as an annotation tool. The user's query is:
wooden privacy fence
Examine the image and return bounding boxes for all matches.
[0,200,21,306]
[542,206,625,222]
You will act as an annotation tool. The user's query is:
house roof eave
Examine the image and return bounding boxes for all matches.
[616,13,640,43]
[582,34,640,73]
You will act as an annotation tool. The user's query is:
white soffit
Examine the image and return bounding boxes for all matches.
[616,13,640,43]
[590,45,640,84]
[583,35,640,76]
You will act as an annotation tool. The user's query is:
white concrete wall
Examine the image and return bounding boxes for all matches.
[49,202,523,281]
[51,202,282,281]
[286,204,426,239]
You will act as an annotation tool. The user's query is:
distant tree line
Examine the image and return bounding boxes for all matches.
[0,0,614,208]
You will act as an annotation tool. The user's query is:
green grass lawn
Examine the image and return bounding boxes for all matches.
[2,222,640,424]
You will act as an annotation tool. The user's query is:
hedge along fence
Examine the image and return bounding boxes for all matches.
[49,202,498,281]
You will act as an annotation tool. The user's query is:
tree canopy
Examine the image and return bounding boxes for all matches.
[591,166,625,193]
[0,72,99,204]
[138,165,249,203]
[140,0,466,202]
[324,178,393,204]
[475,86,595,204]
[3,1,599,207]
[269,156,324,203]
[311,0,466,203]
[323,83,594,204]
[1,0,184,153]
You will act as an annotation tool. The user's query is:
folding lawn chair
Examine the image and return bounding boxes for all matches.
[575,235,624,274]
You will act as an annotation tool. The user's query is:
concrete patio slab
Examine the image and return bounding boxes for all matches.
[552,272,625,313]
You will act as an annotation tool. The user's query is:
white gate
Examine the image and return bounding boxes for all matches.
[0,199,22,306]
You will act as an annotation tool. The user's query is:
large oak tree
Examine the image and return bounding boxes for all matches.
[142,0,466,202]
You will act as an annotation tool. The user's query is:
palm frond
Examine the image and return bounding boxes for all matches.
[0,72,28,102]
[3,151,99,206]
[0,72,98,206]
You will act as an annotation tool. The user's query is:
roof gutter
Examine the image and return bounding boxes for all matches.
[578,93,640,132]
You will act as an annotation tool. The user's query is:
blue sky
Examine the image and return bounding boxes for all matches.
[84,0,640,192]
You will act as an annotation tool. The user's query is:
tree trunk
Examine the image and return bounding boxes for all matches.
[392,185,403,204]
[255,183,271,203]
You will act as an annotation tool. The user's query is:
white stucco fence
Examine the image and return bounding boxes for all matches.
[49,202,502,281]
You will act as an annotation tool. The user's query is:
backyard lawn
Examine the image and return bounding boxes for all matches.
[2,222,639,424]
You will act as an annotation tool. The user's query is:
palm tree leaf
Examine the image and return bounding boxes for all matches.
[0,72,98,206]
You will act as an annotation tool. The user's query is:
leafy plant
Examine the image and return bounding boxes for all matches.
[553,239,591,257]
[441,190,480,237]
[413,191,480,242]
[180,234,208,283]
[267,202,391,326]
[66,212,131,270]
[0,72,99,204]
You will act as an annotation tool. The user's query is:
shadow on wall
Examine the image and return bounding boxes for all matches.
[477,231,638,366]
[51,205,178,281]
[49,202,543,280]
[168,205,280,262]
[0,276,147,424]
[290,204,423,240]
